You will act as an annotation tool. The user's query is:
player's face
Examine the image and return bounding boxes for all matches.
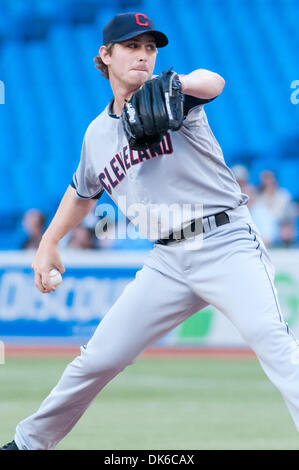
[107,34,157,90]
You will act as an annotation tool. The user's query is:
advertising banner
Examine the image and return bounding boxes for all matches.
[0,250,299,348]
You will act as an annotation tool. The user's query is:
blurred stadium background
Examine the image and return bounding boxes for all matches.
[0,0,299,248]
[0,0,299,449]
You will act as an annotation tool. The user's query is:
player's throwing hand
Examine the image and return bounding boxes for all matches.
[32,240,65,293]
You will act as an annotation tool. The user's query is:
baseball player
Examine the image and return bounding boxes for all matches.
[2,12,299,450]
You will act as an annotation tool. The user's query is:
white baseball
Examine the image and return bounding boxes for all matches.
[49,268,62,288]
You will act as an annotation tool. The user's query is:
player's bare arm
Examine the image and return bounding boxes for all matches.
[32,185,97,294]
[179,69,225,99]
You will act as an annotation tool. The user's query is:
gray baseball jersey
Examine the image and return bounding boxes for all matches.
[71,96,248,239]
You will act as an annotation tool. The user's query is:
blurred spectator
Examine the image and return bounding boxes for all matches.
[277,218,298,248]
[250,170,293,247]
[250,201,279,247]
[21,209,46,250]
[231,164,257,209]
[255,170,292,219]
[67,224,96,249]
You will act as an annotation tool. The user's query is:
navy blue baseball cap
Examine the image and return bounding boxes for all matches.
[103,12,168,48]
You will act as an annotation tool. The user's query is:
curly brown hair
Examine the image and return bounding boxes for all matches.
[94,43,115,80]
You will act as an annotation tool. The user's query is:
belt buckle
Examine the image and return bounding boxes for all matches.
[169,232,183,244]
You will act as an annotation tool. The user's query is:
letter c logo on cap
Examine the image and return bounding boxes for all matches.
[135,13,149,27]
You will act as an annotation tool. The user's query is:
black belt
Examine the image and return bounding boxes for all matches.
[156,211,230,246]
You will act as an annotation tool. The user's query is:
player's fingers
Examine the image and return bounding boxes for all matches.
[41,271,55,293]
[34,271,49,293]
[56,262,65,274]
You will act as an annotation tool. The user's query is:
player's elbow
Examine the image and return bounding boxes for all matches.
[214,75,225,96]
[200,72,225,99]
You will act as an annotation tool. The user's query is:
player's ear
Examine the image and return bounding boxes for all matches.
[99,45,112,66]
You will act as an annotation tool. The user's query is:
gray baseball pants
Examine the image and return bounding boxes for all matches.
[14,205,299,449]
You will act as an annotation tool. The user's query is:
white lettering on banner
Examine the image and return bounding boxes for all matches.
[0,272,131,321]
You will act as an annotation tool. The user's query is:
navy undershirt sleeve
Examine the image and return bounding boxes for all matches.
[183,95,216,117]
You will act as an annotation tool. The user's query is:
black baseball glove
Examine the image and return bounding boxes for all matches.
[121,70,184,151]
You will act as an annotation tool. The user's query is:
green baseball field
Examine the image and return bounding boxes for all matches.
[0,352,298,450]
